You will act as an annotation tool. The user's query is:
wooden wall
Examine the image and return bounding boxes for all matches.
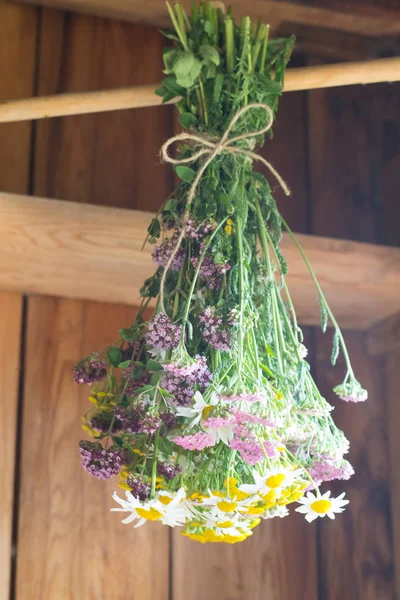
[1,1,399,598]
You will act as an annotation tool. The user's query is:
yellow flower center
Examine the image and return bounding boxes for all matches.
[224,477,238,487]
[217,500,238,512]
[261,490,276,503]
[245,506,266,515]
[201,405,214,420]
[266,474,286,488]
[229,487,249,501]
[310,499,332,514]
[217,521,234,529]
[136,507,163,521]
[158,495,173,505]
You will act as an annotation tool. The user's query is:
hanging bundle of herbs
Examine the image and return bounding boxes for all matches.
[74,2,366,544]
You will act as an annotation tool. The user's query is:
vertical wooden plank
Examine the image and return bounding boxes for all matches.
[0,292,22,600]
[0,1,38,596]
[33,9,172,211]
[386,350,400,600]
[0,0,37,194]
[16,9,171,599]
[16,298,169,599]
[308,81,396,599]
[173,67,319,600]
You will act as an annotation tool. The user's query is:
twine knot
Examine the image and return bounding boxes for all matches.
[158,103,290,310]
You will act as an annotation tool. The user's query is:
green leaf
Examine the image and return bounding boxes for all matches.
[319,295,328,333]
[146,359,163,372]
[173,51,202,88]
[331,329,340,366]
[118,360,132,369]
[164,197,177,212]
[176,165,195,183]
[204,20,213,37]
[151,372,162,386]
[200,45,220,66]
[163,76,185,96]
[133,384,154,395]
[107,346,122,367]
[160,388,174,398]
[179,112,198,129]
[119,326,138,342]
[213,73,224,103]
[147,218,161,239]
[163,48,179,74]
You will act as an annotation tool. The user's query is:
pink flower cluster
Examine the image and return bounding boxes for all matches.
[230,424,264,465]
[152,234,185,271]
[184,219,215,240]
[233,409,275,427]
[199,307,230,351]
[308,454,354,486]
[174,432,215,451]
[191,247,231,290]
[162,355,211,406]
[334,381,368,403]
[145,313,182,352]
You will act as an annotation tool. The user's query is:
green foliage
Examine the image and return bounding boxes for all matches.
[107,346,122,367]
[176,165,196,182]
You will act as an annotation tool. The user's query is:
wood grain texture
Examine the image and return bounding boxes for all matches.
[1,191,400,329]
[0,292,22,600]
[0,1,38,596]
[172,72,318,600]
[14,12,172,599]
[386,350,400,600]
[16,297,169,600]
[309,79,396,599]
[14,0,400,34]
[0,0,37,192]
[314,332,395,599]
[33,9,173,210]
[2,57,400,123]
[367,314,400,357]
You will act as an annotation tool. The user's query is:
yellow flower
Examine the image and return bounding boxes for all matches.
[81,424,98,437]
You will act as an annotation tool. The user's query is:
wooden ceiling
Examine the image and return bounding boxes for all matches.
[15,0,400,35]
[15,0,400,60]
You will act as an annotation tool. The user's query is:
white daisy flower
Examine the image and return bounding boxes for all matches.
[295,490,349,522]
[111,487,191,528]
[201,490,251,517]
[175,391,218,427]
[261,505,289,519]
[205,514,253,538]
[239,468,301,498]
[202,417,235,445]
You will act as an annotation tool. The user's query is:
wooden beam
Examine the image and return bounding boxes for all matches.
[15,0,400,35]
[0,57,399,124]
[1,191,399,329]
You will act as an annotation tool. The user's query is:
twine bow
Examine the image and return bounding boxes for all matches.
[159,103,290,310]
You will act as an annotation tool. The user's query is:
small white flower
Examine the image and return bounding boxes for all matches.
[111,487,192,528]
[205,514,253,538]
[295,490,349,522]
[298,344,308,359]
[239,468,300,498]
[261,505,289,519]
[175,391,218,428]
[203,420,235,445]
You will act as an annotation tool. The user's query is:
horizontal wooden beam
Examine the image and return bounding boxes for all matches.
[366,313,400,356]
[1,192,399,330]
[15,0,400,36]
[0,57,399,124]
